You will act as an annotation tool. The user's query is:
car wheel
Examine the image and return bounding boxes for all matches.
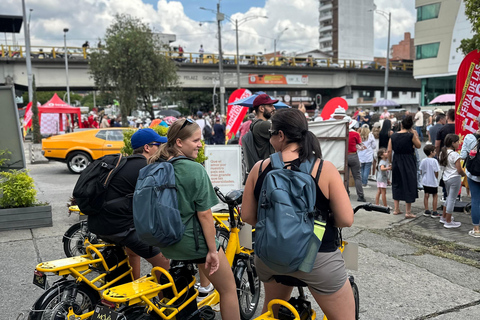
[67,151,91,174]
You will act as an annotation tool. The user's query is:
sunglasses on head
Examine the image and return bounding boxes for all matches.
[268,129,279,137]
[179,118,195,131]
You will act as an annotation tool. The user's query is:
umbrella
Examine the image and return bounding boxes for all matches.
[157,109,181,117]
[428,93,455,104]
[228,91,290,109]
[373,99,399,107]
[163,116,177,125]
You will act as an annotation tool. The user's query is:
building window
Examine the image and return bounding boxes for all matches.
[345,93,353,99]
[359,90,374,98]
[380,91,385,98]
[417,3,441,22]
[416,42,440,60]
[411,92,416,98]
[392,91,399,98]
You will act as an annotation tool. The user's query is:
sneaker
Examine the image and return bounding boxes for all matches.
[363,185,371,189]
[357,197,366,202]
[430,211,441,218]
[423,210,432,217]
[468,229,480,238]
[439,216,446,224]
[197,283,214,298]
[444,221,462,228]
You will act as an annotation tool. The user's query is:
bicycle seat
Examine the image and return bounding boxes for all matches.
[225,189,243,205]
[273,275,308,287]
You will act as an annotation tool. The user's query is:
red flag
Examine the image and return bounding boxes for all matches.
[226,89,252,140]
[455,50,480,146]
[24,102,33,130]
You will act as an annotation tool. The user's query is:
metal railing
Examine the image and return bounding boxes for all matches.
[0,44,414,71]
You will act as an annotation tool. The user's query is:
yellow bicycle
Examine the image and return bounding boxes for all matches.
[84,188,260,320]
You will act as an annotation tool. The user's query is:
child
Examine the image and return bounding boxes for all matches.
[438,134,466,228]
[419,145,441,217]
[375,148,391,207]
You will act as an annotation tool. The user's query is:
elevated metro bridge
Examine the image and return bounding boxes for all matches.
[0,46,420,105]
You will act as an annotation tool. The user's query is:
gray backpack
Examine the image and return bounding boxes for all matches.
[255,152,325,273]
[133,157,199,249]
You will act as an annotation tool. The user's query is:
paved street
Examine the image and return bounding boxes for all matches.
[0,152,479,319]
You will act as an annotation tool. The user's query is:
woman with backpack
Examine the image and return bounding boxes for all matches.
[460,126,480,237]
[148,119,240,320]
[241,108,355,320]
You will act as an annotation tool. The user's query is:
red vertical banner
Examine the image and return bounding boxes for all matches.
[226,89,252,140]
[455,50,480,146]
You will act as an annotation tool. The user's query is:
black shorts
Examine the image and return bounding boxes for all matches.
[100,229,161,259]
[423,185,438,195]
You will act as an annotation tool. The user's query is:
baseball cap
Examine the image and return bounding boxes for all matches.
[131,128,167,149]
[253,94,279,108]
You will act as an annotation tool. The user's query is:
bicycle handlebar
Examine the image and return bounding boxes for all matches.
[353,203,391,214]
[214,186,227,203]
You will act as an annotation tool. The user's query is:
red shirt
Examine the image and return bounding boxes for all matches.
[348,131,362,153]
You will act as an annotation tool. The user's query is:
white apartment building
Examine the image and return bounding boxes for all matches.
[414,0,474,105]
[319,0,374,61]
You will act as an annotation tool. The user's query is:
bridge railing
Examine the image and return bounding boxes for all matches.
[0,44,413,71]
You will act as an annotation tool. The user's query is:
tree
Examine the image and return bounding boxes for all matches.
[89,14,179,125]
[31,76,41,144]
[458,0,480,54]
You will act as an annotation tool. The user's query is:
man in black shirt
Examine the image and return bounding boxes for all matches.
[88,128,169,278]
[251,94,278,160]
[435,109,455,155]
[429,113,446,145]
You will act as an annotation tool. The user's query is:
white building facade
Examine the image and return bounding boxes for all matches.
[319,0,374,61]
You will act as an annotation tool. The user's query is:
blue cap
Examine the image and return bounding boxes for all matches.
[131,128,167,149]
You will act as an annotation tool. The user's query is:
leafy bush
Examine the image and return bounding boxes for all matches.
[121,126,207,164]
[0,170,38,208]
[0,149,11,168]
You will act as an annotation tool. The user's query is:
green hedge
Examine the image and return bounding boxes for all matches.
[0,170,37,208]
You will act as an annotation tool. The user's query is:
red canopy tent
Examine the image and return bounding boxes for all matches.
[38,93,83,131]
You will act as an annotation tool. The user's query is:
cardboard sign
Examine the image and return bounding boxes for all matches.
[204,145,243,196]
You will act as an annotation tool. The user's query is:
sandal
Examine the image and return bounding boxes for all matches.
[405,213,417,219]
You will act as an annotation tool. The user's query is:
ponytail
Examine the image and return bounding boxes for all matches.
[438,146,448,167]
[298,131,322,161]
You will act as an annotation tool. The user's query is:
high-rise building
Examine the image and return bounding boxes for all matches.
[414,0,474,105]
[319,0,374,61]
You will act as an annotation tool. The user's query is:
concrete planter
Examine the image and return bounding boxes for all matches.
[0,205,52,231]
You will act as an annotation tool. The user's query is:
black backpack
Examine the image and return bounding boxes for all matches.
[466,134,480,176]
[73,154,128,215]
[203,123,213,140]
[241,120,261,174]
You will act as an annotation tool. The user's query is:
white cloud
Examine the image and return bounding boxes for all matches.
[0,0,415,58]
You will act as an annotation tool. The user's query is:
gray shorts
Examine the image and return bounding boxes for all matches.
[254,249,347,295]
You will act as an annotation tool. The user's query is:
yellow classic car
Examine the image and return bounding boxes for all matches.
[42,128,125,173]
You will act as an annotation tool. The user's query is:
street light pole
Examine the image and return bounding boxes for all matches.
[216,2,225,116]
[273,27,288,65]
[384,12,391,100]
[21,0,33,102]
[235,19,240,89]
[63,28,71,106]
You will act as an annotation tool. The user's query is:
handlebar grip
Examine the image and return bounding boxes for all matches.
[366,203,391,214]
[214,186,227,203]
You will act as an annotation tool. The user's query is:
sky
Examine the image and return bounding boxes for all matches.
[1,0,416,58]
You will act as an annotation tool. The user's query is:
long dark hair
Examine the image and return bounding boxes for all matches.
[271,108,322,161]
[439,133,459,167]
[379,119,391,136]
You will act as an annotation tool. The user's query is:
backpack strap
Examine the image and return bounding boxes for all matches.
[258,159,267,176]
[270,152,285,169]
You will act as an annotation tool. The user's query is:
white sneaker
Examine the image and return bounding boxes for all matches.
[444,221,461,228]
[197,283,214,297]
[439,217,446,224]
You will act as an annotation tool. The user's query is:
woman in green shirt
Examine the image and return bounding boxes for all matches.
[149,119,240,320]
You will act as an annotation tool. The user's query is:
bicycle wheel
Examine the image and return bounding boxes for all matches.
[235,259,261,320]
[62,221,100,257]
[216,227,230,252]
[349,276,360,320]
[28,281,99,320]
